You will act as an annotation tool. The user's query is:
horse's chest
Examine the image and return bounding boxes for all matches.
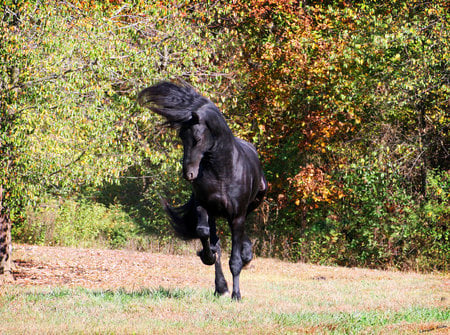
[193,182,231,216]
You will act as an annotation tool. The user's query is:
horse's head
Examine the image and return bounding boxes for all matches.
[138,81,231,181]
[179,111,213,181]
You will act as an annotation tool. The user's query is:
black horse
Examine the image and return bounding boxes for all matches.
[138,81,267,300]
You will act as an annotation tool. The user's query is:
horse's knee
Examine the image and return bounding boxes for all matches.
[229,256,243,277]
[196,225,210,238]
[241,239,253,265]
[196,206,210,238]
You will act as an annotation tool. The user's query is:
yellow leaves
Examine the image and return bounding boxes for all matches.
[288,164,344,207]
[258,124,266,134]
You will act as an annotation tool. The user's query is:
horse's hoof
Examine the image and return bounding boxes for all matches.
[215,290,230,297]
[231,291,241,301]
[197,250,217,265]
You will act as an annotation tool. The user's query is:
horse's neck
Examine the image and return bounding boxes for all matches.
[205,116,236,172]
[207,136,236,171]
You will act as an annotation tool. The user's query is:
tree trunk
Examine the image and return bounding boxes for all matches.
[418,103,427,199]
[0,185,13,280]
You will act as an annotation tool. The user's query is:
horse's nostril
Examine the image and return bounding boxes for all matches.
[187,172,194,180]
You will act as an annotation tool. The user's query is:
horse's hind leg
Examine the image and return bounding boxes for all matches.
[241,235,253,266]
[196,206,216,266]
[229,215,248,300]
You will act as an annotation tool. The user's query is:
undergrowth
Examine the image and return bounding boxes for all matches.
[12,197,189,253]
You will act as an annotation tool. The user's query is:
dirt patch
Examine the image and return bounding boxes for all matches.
[5,243,449,313]
[9,244,213,290]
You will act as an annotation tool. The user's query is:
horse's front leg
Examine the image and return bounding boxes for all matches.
[229,215,252,300]
[208,217,229,296]
[196,206,216,266]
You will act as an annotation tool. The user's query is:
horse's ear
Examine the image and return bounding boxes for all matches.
[191,111,200,124]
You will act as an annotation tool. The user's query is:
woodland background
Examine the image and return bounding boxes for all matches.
[1,0,448,273]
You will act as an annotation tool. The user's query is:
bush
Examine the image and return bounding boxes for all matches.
[15,198,140,249]
[265,162,449,272]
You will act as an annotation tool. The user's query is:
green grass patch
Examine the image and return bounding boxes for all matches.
[7,286,195,304]
[88,287,194,301]
[273,308,449,333]
[1,286,448,334]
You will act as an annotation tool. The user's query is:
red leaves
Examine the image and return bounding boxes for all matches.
[300,110,354,152]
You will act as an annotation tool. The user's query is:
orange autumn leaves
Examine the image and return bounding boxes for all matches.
[288,164,344,209]
[226,1,354,209]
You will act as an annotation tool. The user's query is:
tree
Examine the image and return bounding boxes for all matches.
[331,1,449,196]
[1,0,24,278]
[0,0,229,276]
[210,0,448,268]
[1,0,447,272]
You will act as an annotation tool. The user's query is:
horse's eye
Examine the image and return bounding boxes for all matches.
[193,130,202,143]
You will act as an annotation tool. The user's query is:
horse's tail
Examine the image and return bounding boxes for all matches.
[161,196,198,240]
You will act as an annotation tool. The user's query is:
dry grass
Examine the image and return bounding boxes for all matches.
[0,244,448,334]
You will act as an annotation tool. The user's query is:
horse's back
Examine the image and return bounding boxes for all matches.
[236,138,257,154]
[235,138,267,193]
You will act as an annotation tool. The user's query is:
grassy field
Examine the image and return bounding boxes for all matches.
[0,245,448,334]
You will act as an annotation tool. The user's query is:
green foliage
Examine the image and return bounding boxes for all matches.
[2,0,448,271]
[336,163,448,270]
[258,160,448,271]
[3,0,223,195]
[219,0,449,271]
[13,198,138,249]
[2,0,227,249]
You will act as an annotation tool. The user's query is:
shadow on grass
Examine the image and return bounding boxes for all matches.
[23,286,194,302]
[88,287,193,300]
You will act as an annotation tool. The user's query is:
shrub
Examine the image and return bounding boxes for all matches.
[14,198,137,249]
[272,161,449,271]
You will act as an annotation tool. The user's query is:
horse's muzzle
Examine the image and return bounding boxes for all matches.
[183,164,199,181]
[186,171,195,181]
